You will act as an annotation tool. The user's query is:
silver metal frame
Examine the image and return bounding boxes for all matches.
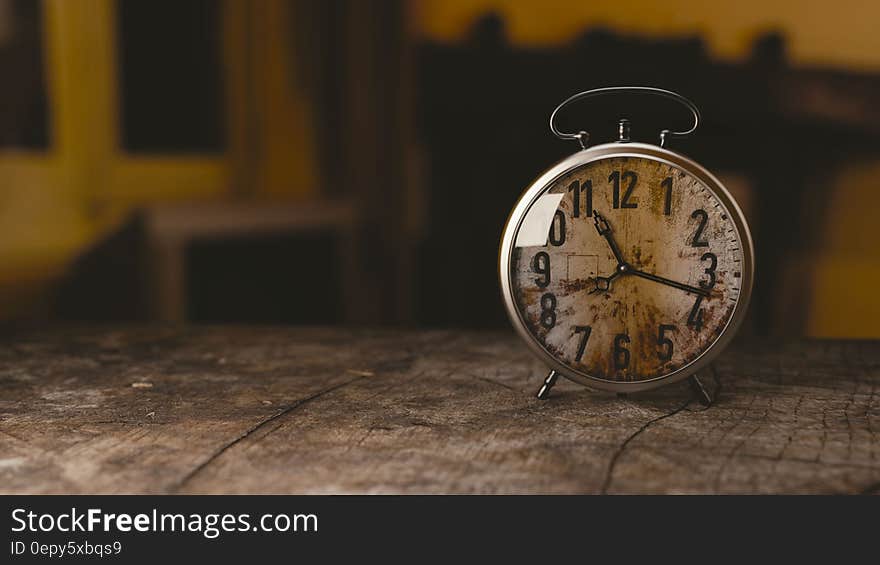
[498,142,755,393]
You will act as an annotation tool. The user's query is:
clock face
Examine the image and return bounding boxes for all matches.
[509,155,745,385]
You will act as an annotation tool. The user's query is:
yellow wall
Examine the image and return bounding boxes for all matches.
[807,160,880,338]
[0,0,319,318]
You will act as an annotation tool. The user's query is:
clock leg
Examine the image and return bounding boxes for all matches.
[688,375,713,406]
[536,370,559,400]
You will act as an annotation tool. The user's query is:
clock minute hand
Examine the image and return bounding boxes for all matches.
[629,269,710,297]
[593,211,626,266]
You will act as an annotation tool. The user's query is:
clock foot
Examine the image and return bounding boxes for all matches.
[536,370,559,400]
[689,375,713,406]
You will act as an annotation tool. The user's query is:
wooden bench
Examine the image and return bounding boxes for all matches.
[141,199,360,323]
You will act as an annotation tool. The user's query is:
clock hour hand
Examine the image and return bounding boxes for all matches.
[629,269,710,297]
[593,211,627,267]
[589,271,620,294]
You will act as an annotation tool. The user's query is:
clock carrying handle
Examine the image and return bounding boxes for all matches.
[549,86,701,149]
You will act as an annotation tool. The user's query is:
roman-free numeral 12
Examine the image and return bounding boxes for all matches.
[609,170,638,209]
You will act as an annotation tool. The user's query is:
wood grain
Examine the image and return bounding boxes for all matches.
[0,326,878,494]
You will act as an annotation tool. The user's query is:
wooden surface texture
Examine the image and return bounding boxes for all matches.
[1,326,878,494]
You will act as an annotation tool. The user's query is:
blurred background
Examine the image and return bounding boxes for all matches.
[0,0,878,337]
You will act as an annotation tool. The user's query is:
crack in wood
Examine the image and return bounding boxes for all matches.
[710,394,759,490]
[465,372,520,392]
[714,400,769,492]
[600,396,694,494]
[343,371,430,453]
[169,334,454,493]
[172,375,367,492]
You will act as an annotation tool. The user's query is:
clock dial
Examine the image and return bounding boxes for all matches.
[510,156,744,384]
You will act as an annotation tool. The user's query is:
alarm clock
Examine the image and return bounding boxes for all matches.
[498,87,754,400]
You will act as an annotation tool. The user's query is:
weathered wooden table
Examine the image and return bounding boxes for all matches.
[1,326,877,494]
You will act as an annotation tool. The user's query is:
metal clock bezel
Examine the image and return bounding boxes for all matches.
[498,141,754,393]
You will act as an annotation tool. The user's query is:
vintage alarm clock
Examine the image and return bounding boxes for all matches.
[499,87,754,401]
